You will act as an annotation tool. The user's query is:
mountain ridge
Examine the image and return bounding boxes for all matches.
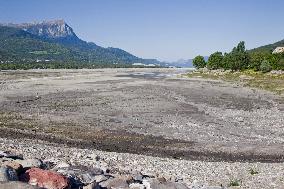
[0,19,161,66]
[249,39,284,53]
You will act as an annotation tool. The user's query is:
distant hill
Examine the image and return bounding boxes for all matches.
[0,20,160,65]
[249,39,284,53]
[163,59,193,68]
[163,57,208,68]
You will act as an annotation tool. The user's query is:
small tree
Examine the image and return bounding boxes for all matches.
[193,55,206,69]
[260,60,272,73]
[222,53,233,70]
[207,51,223,70]
[227,41,249,70]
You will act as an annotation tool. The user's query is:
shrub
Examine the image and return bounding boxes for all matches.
[260,60,272,73]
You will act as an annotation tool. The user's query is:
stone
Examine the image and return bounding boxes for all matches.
[3,160,23,174]
[150,179,189,189]
[83,182,100,189]
[94,175,108,183]
[99,175,133,189]
[129,183,145,189]
[55,165,104,184]
[0,181,40,189]
[15,159,43,169]
[239,75,254,80]
[42,161,56,170]
[133,173,143,183]
[0,166,18,182]
[20,168,70,189]
[0,151,23,160]
[0,151,8,158]
[53,161,71,170]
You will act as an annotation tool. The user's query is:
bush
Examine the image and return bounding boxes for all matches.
[193,55,206,69]
[260,60,272,73]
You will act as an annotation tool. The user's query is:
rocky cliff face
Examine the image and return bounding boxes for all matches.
[22,20,76,39]
[2,19,77,39]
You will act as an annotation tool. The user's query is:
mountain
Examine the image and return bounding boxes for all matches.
[0,20,160,65]
[3,20,77,39]
[249,39,284,53]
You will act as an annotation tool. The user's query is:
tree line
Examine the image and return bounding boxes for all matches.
[193,41,284,72]
[0,61,159,70]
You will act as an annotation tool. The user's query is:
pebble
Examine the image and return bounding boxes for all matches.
[0,181,40,189]
[0,137,283,189]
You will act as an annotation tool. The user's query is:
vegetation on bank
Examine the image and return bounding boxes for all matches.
[0,61,160,70]
[193,41,284,72]
[187,69,284,95]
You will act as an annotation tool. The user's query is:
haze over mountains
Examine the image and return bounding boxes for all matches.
[0,19,160,66]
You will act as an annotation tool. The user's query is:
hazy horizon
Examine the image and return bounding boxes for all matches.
[1,0,284,62]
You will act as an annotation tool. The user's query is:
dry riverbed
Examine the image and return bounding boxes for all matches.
[0,68,284,188]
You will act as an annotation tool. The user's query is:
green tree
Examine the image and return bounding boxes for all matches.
[249,52,266,71]
[207,52,223,70]
[227,41,249,70]
[193,55,206,69]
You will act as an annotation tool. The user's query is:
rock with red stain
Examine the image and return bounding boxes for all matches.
[20,168,70,189]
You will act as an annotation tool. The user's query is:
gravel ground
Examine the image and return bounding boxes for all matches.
[1,137,284,189]
[0,68,284,188]
[0,68,284,161]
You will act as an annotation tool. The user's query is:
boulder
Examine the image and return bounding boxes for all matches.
[0,181,40,189]
[15,159,43,169]
[20,168,70,189]
[0,166,18,182]
[3,160,23,174]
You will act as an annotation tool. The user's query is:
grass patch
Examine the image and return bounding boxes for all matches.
[249,168,259,175]
[229,179,241,187]
[186,69,284,95]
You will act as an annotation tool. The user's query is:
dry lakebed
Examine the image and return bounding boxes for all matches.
[0,68,284,188]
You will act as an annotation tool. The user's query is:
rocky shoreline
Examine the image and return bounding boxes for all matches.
[1,137,284,189]
[0,137,213,189]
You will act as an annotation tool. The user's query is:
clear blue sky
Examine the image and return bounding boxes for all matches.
[0,0,284,61]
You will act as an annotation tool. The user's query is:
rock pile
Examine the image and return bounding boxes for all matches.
[0,150,201,189]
